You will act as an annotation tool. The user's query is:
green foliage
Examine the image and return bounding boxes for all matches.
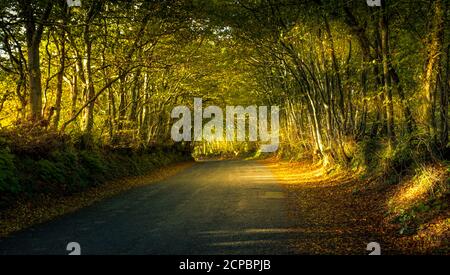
[48,150,89,192]
[384,140,413,173]
[394,195,450,236]
[0,147,20,194]
[395,210,417,235]
[352,138,382,173]
[78,151,107,183]
[352,133,443,183]
[35,159,66,185]
[0,141,191,209]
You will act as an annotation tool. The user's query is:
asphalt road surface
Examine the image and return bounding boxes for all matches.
[0,160,306,255]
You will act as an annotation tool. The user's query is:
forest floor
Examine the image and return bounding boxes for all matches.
[263,159,450,255]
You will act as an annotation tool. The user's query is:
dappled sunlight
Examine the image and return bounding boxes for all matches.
[199,227,353,236]
[241,177,275,183]
[262,160,354,186]
[395,215,450,254]
[414,216,450,251]
[387,164,448,215]
[198,226,368,254]
[381,164,450,254]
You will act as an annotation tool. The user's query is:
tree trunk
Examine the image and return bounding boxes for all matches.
[440,45,449,146]
[82,29,95,134]
[389,66,414,133]
[19,0,53,121]
[422,0,445,138]
[129,69,141,123]
[27,42,43,121]
[380,0,395,144]
[53,17,67,129]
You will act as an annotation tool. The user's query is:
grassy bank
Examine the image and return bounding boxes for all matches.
[0,146,191,206]
[0,128,193,237]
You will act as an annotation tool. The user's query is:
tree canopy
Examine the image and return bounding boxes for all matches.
[0,0,448,159]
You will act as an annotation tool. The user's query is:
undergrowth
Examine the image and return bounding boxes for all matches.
[0,129,192,210]
[276,133,449,253]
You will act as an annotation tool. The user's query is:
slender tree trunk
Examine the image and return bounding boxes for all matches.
[372,22,387,136]
[82,32,95,134]
[440,45,449,146]
[141,74,151,142]
[389,67,414,133]
[19,0,53,121]
[306,90,326,159]
[342,6,371,137]
[380,0,395,144]
[129,69,141,123]
[422,0,445,138]
[53,18,67,129]
[118,75,127,131]
[108,87,116,141]
[81,4,100,135]
[324,17,346,132]
[71,73,78,117]
[76,2,103,137]
[27,42,43,120]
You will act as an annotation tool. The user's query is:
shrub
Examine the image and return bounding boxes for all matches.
[49,150,89,192]
[78,151,107,175]
[35,159,65,185]
[386,137,414,172]
[0,147,20,194]
[351,137,382,174]
[0,139,191,209]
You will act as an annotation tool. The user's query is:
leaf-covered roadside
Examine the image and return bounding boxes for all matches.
[264,159,450,255]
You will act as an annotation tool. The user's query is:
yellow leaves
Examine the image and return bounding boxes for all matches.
[262,159,450,254]
[264,159,351,186]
